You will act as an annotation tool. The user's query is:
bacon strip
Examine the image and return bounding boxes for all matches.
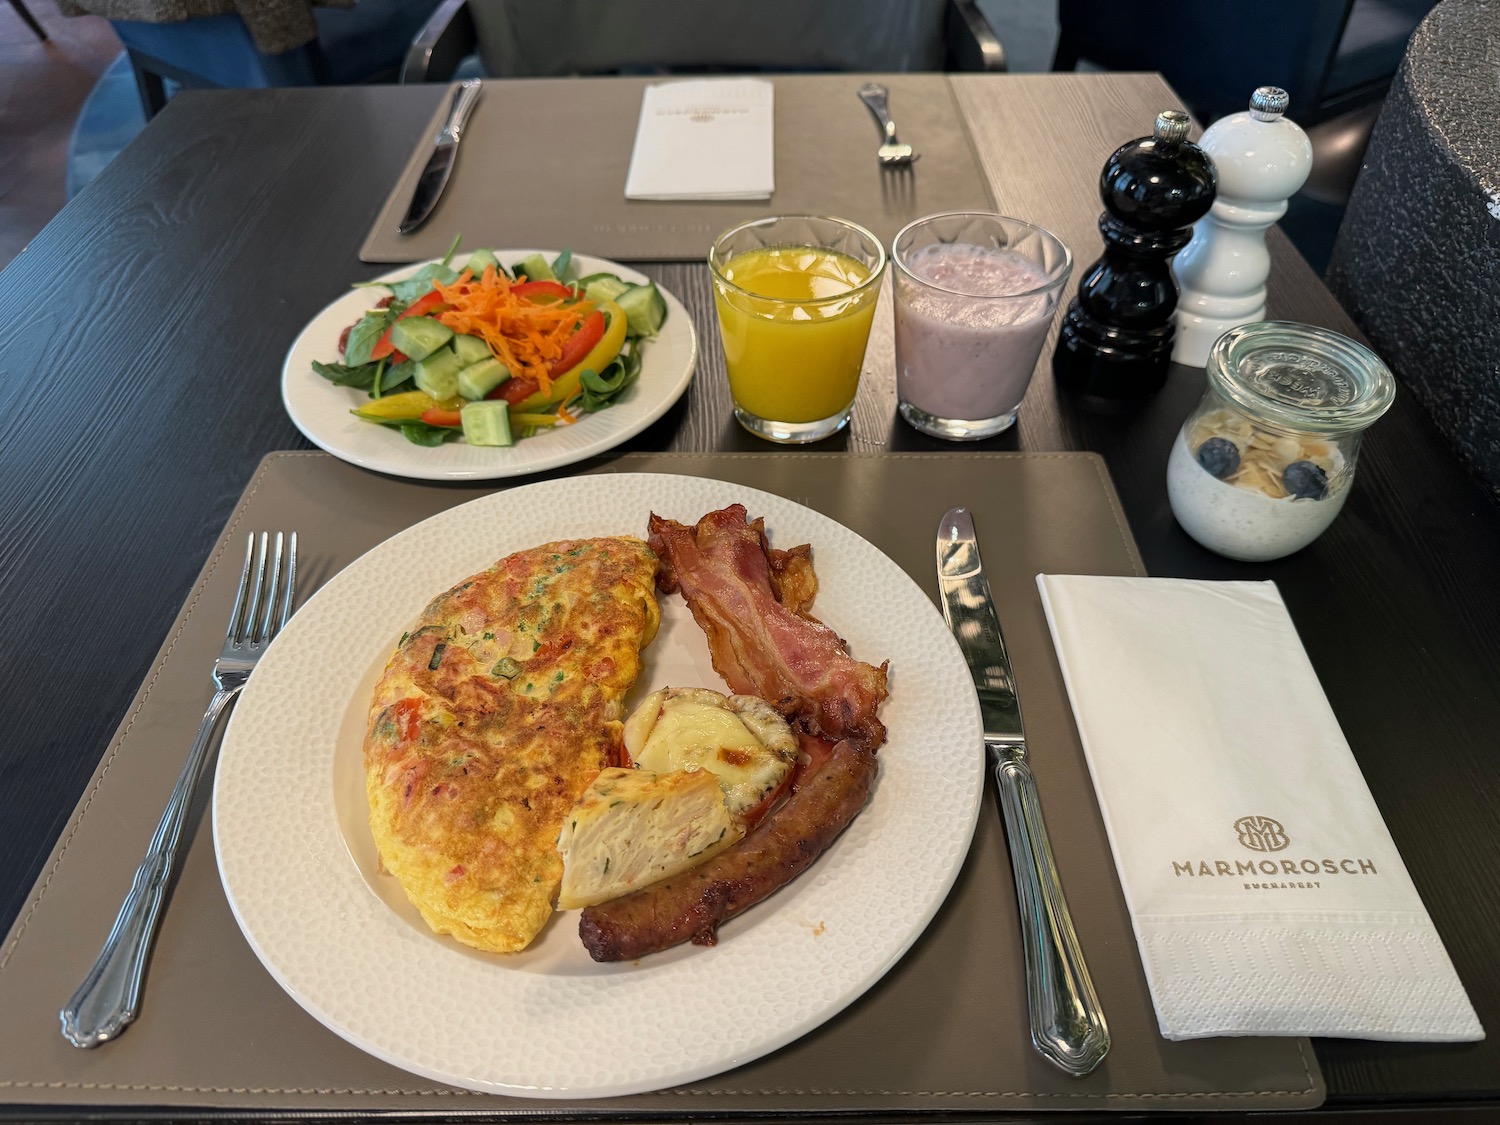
[648,505,888,750]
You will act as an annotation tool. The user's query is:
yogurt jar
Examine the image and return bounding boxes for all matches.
[1167,322,1395,561]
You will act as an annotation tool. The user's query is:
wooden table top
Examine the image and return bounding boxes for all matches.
[0,73,1495,1116]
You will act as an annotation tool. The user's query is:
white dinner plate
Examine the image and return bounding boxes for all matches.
[281,252,697,481]
[213,474,983,1098]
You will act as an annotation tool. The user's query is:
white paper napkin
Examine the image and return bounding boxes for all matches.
[624,78,775,201]
[1037,574,1483,1043]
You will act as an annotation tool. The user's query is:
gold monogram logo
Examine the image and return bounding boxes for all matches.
[1234,815,1289,852]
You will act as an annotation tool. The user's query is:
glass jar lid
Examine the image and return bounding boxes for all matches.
[1206,321,1396,433]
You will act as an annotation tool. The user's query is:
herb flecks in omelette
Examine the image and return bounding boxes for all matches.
[363,537,659,954]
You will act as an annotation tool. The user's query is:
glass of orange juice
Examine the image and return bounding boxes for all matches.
[709,215,887,442]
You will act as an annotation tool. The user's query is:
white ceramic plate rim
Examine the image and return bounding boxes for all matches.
[281,252,697,481]
[213,474,983,1098]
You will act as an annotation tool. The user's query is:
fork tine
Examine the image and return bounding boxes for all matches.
[242,532,269,645]
[225,534,257,646]
[257,532,284,644]
[278,532,299,632]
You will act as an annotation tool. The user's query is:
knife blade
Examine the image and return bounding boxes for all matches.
[937,507,1110,1078]
[397,78,482,236]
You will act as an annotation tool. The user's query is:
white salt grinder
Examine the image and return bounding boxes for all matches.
[1172,87,1313,367]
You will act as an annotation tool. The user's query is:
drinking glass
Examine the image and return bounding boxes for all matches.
[709,215,886,443]
[893,212,1072,440]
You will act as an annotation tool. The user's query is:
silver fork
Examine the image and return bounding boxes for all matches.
[61,531,298,1048]
[858,82,918,166]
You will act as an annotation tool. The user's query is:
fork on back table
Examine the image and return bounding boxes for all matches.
[60,531,298,1048]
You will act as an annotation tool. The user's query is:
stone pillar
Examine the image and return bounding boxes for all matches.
[1325,0,1500,497]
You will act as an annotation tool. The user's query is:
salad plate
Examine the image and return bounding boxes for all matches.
[214,473,984,1098]
[281,252,697,482]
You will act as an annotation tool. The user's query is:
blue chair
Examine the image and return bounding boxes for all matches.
[111,0,443,120]
[401,0,1007,83]
[1053,0,1434,125]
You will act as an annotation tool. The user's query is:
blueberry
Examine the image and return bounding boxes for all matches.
[1195,436,1240,478]
[1283,460,1329,500]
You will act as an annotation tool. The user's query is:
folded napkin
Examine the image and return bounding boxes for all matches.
[624,78,775,201]
[1037,574,1484,1043]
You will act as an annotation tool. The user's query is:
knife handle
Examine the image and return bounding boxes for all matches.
[990,741,1110,1077]
[441,78,482,143]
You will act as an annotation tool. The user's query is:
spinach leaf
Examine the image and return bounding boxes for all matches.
[399,421,460,447]
[389,264,459,304]
[343,311,389,367]
[578,344,642,413]
[313,360,379,388]
[374,358,415,397]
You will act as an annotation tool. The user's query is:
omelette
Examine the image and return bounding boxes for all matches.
[363,537,659,953]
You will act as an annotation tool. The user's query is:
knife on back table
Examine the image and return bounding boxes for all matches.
[398,78,482,236]
[936,507,1110,1077]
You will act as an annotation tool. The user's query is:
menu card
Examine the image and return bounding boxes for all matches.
[624,78,775,200]
[1037,574,1484,1043]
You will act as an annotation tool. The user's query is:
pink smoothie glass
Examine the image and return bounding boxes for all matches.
[893,213,1072,439]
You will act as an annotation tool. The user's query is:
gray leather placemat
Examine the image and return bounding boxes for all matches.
[0,452,1324,1115]
[360,75,996,263]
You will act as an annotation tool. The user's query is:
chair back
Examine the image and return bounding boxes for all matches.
[1054,0,1430,125]
[467,0,951,76]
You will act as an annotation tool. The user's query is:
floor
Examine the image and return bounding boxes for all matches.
[0,4,120,268]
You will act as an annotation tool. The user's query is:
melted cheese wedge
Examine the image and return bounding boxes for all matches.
[555,767,742,909]
[623,688,797,820]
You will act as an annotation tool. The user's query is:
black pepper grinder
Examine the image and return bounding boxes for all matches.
[1052,110,1216,398]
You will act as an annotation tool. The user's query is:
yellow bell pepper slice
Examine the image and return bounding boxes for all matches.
[352,389,463,422]
[514,299,629,413]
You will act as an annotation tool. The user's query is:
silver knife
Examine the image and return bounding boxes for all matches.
[397,78,482,236]
[937,507,1110,1077]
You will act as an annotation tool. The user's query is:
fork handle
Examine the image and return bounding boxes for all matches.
[858,82,898,142]
[60,686,240,1048]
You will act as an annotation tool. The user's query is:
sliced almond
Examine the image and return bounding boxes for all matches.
[1271,437,1302,464]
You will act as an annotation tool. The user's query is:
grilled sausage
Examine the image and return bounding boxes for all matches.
[578,739,877,961]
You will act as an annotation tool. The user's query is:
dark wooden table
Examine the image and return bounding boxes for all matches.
[0,76,1496,1118]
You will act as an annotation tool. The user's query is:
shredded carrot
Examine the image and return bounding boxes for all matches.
[432,265,587,395]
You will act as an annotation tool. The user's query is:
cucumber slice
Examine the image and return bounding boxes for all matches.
[514,253,555,282]
[451,333,491,366]
[615,282,667,337]
[413,347,464,400]
[461,400,514,447]
[582,275,631,305]
[464,248,501,276]
[456,357,511,401]
[389,316,453,362]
